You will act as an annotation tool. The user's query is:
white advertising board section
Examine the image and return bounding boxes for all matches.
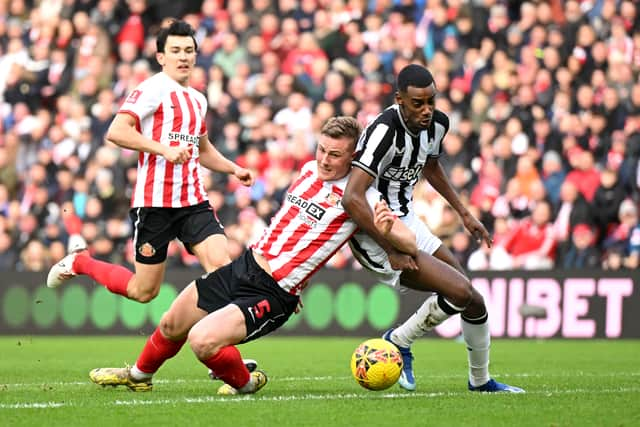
[434,276,634,339]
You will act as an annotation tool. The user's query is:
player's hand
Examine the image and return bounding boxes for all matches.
[294,298,304,314]
[234,167,255,186]
[163,145,192,164]
[462,212,493,248]
[373,200,395,236]
[388,249,418,271]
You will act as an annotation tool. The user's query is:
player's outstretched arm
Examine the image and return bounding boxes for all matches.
[422,158,492,247]
[198,136,254,186]
[373,200,417,255]
[106,113,191,163]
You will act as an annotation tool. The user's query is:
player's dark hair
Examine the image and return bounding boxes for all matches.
[397,64,434,92]
[321,116,362,146]
[156,20,198,53]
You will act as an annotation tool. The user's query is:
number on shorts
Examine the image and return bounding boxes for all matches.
[253,300,271,319]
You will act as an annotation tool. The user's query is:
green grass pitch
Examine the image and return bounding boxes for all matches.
[1,336,638,427]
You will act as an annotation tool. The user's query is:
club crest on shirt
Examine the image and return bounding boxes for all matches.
[126,90,142,104]
[321,192,341,208]
[139,242,156,257]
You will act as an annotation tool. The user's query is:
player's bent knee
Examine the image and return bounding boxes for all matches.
[468,288,485,310]
[459,277,474,307]
[188,327,222,359]
[128,288,160,303]
[443,276,473,309]
[159,313,188,340]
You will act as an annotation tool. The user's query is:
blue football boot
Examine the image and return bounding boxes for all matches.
[382,329,416,391]
[468,378,525,393]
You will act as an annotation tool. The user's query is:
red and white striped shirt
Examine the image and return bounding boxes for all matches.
[252,161,380,295]
[119,72,209,208]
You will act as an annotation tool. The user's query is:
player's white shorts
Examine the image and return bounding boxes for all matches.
[349,212,442,287]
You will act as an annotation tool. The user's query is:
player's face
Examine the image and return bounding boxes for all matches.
[316,134,355,181]
[396,83,437,133]
[156,35,197,86]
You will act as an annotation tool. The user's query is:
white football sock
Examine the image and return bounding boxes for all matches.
[131,365,153,381]
[461,314,491,387]
[392,295,461,347]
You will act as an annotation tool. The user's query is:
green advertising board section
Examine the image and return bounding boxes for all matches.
[0,269,403,336]
[1,269,639,338]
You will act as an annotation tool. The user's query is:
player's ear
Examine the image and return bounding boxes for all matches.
[156,52,164,66]
[394,91,402,105]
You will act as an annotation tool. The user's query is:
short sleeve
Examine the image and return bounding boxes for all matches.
[118,84,159,123]
[352,121,395,178]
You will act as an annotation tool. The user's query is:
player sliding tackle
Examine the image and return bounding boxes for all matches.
[89,117,417,395]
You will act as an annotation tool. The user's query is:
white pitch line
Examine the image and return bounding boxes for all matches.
[1,387,639,410]
[0,402,65,409]
[2,371,639,389]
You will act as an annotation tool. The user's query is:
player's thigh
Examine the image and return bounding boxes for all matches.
[132,261,167,295]
[159,282,208,340]
[400,251,472,306]
[130,207,174,265]
[431,244,466,275]
[188,304,247,350]
[190,234,231,272]
[177,202,229,272]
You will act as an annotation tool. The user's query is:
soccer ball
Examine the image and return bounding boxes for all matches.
[350,338,403,391]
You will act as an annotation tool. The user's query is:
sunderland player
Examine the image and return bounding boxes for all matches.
[343,64,524,393]
[88,117,416,395]
[46,20,254,303]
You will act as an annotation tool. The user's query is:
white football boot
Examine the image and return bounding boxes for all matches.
[46,235,87,288]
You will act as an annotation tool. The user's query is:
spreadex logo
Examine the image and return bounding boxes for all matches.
[381,164,423,182]
[287,193,326,226]
[167,132,199,145]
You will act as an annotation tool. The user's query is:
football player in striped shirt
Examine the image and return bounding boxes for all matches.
[88,116,417,395]
[343,64,524,393]
[47,21,254,306]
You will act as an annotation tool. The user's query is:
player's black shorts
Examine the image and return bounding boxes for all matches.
[195,249,300,343]
[129,201,224,264]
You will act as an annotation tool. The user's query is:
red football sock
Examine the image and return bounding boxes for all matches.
[136,328,186,374]
[73,253,132,297]
[201,346,250,389]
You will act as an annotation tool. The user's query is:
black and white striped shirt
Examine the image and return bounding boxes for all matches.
[353,104,449,216]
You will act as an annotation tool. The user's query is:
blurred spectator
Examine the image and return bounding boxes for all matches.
[603,199,639,263]
[2,0,640,273]
[561,223,601,269]
[541,150,566,208]
[624,215,640,269]
[18,239,50,272]
[564,150,601,202]
[493,201,556,270]
[592,168,627,242]
[0,232,17,270]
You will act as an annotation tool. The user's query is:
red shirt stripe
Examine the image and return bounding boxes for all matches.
[183,91,202,204]
[261,176,323,254]
[144,103,164,206]
[272,212,350,281]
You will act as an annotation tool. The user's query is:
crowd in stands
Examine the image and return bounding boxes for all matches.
[1,0,639,272]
